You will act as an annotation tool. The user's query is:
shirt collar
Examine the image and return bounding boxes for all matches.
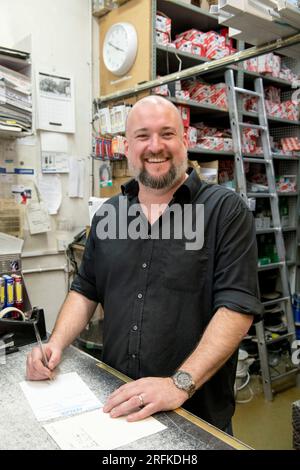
[121,168,202,203]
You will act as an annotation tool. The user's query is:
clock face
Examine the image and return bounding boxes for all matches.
[103,22,138,77]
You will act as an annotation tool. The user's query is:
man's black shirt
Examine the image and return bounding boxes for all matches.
[71,169,263,429]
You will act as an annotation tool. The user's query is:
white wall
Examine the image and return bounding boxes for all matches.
[0,0,95,330]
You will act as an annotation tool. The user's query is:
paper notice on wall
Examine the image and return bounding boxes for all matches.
[26,201,51,234]
[40,131,69,173]
[37,174,62,215]
[36,71,75,133]
[68,157,85,198]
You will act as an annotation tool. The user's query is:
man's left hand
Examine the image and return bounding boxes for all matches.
[102,376,188,422]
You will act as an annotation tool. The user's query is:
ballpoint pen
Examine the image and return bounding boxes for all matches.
[33,322,51,375]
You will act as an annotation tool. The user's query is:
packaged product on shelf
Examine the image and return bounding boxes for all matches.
[209,83,228,109]
[206,45,230,60]
[174,39,205,57]
[243,57,258,72]
[186,126,197,148]
[175,90,190,100]
[257,53,270,75]
[110,105,127,134]
[201,31,226,51]
[156,30,170,46]
[276,175,297,192]
[177,104,190,127]
[218,159,235,190]
[281,137,300,153]
[279,197,289,228]
[281,100,299,121]
[175,28,204,45]
[184,81,210,104]
[156,13,172,35]
[271,54,281,78]
[152,76,169,96]
[99,107,112,135]
[265,86,281,104]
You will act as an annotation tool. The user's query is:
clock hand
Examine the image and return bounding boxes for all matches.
[108,42,125,52]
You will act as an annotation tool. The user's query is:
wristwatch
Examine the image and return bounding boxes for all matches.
[171,370,196,398]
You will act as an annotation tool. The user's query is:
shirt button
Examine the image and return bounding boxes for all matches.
[142,263,147,269]
[132,325,138,331]
[137,293,143,299]
[131,354,136,359]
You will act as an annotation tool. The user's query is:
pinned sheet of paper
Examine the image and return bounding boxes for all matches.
[68,157,85,198]
[37,174,62,214]
[20,372,101,422]
[44,408,167,450]
[40,131,69,173]
[26,201,51,234]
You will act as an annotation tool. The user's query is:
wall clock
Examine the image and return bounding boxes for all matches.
[102,22,138,77]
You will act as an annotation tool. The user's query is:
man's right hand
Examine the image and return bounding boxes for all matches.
[26,342,62,380]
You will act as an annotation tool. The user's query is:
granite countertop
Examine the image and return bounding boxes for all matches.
[0,344,250,450]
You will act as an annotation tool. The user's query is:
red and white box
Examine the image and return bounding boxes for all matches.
[271,55,281,78]
[257,54,272,74]
[281,137,300,152]
[265,86,281,104]
[175,29,204,46]
[177,105,190,127]
[174,39,205,57]
[206,45,230,60]
[175,90,190,100]
[282,101,299,121]
[201,31,225,50]
[209,83,228,110]
[186,126,197,148]
[156,30,170,46]
[243,58,258,73]
[156,13,171,35]
[186,82,210,104]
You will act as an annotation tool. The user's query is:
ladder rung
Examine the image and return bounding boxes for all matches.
[265,332,295,345]
[248,192,276,198]
[243,158,271,164]
[238,122,266,131]
[262,296,290,307]
[234,87,262,98]
[270,368,299,383]
[256,227,281,235]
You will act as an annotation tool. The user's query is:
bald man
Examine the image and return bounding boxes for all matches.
[26,96,262,432]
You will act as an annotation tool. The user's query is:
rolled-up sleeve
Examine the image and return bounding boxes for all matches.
[70,221,98,302]
[213,196,263,318]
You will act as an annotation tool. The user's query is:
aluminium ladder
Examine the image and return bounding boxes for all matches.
[225,68,299,400]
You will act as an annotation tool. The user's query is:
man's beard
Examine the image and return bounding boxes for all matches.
[129,152,187,190]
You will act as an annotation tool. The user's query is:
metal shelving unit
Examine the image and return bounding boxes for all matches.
[97,0,300,398]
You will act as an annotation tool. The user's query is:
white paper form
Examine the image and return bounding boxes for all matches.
[37,174,62,214]
[20,372,102,422]
[44,408,167,450]
[40,131,69,173]
[68,157,85,198]
[26,201,51,234]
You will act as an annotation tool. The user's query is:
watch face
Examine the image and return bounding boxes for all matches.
[103,22,138,76]
[172,370,195,398]
[176,371,192,388]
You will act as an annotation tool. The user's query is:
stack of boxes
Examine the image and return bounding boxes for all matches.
[155,13,172,46]
[243,85,299,122]
[173,28,236,60]
[243,53,299,84]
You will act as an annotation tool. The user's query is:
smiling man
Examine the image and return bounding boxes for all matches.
[26,95,263,434]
